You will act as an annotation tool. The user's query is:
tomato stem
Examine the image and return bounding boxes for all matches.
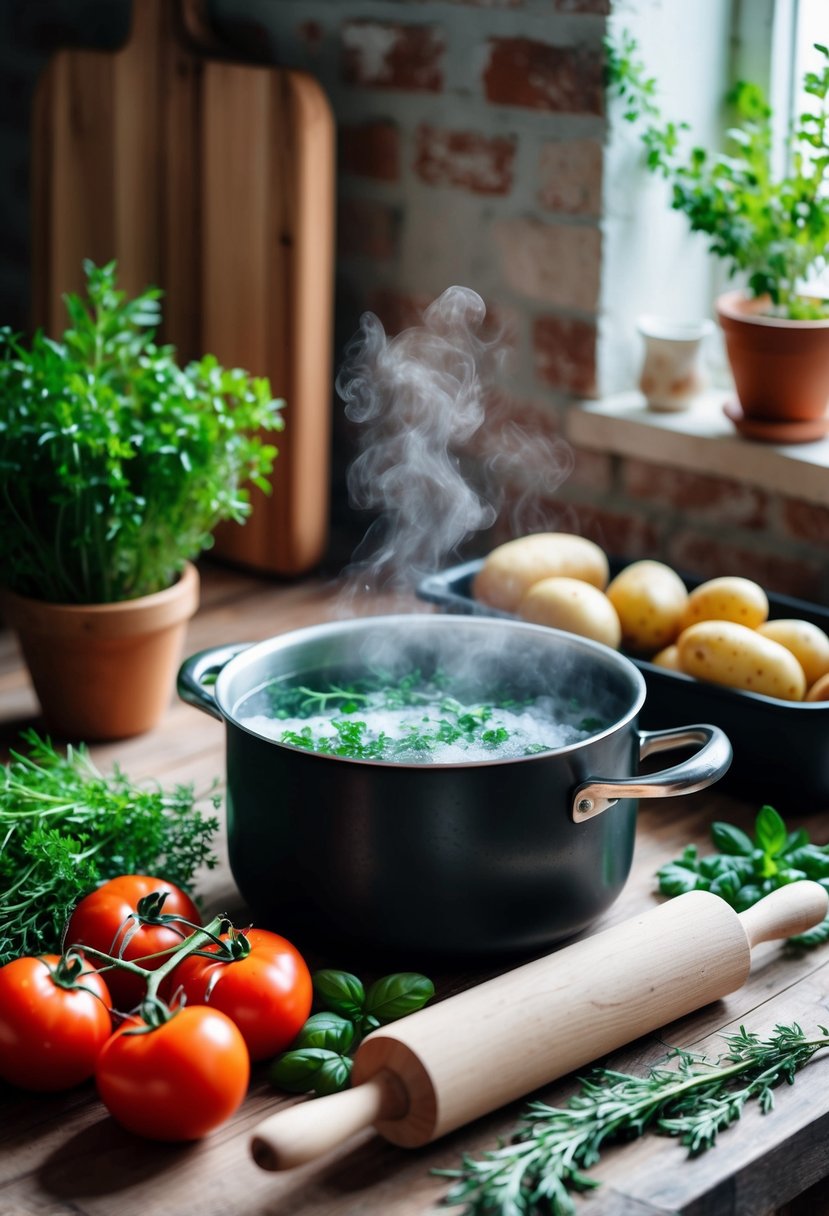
[62,914,235,1011]
[141,915,231,1005]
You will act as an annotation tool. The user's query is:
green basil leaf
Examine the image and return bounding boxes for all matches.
[755,805,788,857]
[313,1054,353,1096]
[785,828,811,853]
[787,845,829,878]
[776,868,807,885]
[358,1013,382,1036]
[364,972,436,1024]
[293,1011,356,1054]
[734,883,763,911]
[709,869,744,905]
[312,969,365,1019]
[269,1048,340,1093]
[657,863,706,897]
[698,854,745,880]
[710,821,754,856]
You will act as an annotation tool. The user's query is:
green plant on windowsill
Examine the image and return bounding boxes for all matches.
[0,259,283,604]
[604,31,829,320]
[605,32,829,433]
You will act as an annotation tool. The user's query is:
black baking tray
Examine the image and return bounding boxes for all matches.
[418,559,829,812]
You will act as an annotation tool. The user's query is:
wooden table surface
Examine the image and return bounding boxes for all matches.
[2,561,829,1216]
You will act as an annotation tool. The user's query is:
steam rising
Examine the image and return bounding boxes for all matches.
[337,285,575,598]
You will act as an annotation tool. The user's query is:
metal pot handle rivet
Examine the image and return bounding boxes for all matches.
[571,723,732,823]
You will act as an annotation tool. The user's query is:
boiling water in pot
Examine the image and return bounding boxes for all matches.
[237,669,607,764]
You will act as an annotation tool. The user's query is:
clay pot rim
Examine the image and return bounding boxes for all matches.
[0,562,200,639]
[716,290,829,330]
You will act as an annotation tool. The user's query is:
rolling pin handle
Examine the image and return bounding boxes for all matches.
[250,1070,407,1172]
[738,880,829,947]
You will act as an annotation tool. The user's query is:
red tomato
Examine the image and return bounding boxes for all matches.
[0,954,112,1091]
[65,875,201,1012]
[168,928,312,1061]
[95,1006,249,1140]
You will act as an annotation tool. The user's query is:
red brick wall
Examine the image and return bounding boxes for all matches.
[240,0,824,603]
[246,1,617,571]
[1,0,826,601]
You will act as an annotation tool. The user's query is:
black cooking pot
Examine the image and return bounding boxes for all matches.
[178,615,731,958]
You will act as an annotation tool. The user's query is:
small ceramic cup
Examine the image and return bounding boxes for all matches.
[637,316,714,412]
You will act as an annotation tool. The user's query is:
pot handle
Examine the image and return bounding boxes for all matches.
[572,724,732,823]
[177,643,251,721]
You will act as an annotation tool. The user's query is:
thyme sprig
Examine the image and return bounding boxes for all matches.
[439,1023,829,1216]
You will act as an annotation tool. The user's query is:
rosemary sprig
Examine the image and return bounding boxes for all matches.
[438,1023,829,1216]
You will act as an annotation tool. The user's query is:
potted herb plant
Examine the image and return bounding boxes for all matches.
[606,34,829,439]
[0,260,283,739]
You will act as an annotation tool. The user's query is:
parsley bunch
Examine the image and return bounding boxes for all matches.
[0,730,220,965]
[0,260,283,603]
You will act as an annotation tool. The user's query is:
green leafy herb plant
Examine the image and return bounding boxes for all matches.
[270,968,435,1096]
[0,259,283,604]
[605,32,829,319]
[657,803,829,947]
[0,729,219,966]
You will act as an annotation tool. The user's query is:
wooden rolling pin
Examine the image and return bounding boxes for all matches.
[250,882,828,1170]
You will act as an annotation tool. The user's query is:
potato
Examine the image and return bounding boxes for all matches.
[473,533,609,613]
[677,620,806,701]
[756,619,829,688]
[806,672,829,702]
[517,577,621,649]
[679,576,768,631]
[606,560,688,653]
[651,644,681,671]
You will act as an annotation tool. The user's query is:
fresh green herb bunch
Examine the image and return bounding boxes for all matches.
[657,804,829,947]
[270,968,435,1095]
[439,1023,829,1216]
[0,729,219,965]
[0,260,283,603]
[605,32,829,319]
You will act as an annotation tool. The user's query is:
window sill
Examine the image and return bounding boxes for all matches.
[566,390,829,506]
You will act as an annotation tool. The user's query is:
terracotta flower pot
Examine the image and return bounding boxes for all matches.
[716,291,829,423]
[0,563,200,741]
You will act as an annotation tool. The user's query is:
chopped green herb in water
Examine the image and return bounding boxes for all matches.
[239,670,606,763]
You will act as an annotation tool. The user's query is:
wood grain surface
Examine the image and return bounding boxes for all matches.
[2,562,829,1216]
[30,0,335,577]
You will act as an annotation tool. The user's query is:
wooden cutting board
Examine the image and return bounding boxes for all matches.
[30,0,335,577]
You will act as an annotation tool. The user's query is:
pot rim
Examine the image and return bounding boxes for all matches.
[716,290,829,330]
[211,613,648,768]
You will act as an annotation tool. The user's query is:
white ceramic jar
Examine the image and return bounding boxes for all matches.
[637,316,714,411]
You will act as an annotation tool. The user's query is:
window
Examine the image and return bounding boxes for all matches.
[773,0,829,297]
